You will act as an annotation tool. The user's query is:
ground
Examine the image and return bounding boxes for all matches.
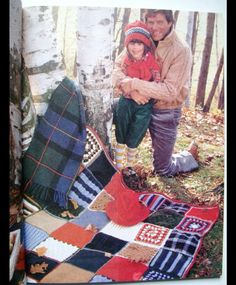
[112,107,224,279]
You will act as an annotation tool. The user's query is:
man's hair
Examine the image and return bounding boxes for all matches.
[144,9,174,24]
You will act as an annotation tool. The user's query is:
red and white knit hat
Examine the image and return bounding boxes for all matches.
[124,20,152,48]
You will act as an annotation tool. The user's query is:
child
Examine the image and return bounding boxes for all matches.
[113,20,161,170]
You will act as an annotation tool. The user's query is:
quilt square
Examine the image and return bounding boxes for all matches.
[100,221,144,243]
[40,263,94,283]
[25,251,59,281]
[50,222,95,248]
[142,268,176,281]
[176,217,212,236]
[88,151,117,187]
[88,190,114,211]
[186,206,219,222]
[23,222,49,251]
[69,168,103,208]
[67,248,111,272]
[82,127,103,167]
[24,210,67,234]
[139,194,166,212]
[149,248,193,278]
[144,208,184,229]
[118,242,158,264]
[85,232,127,254]
[159,200,190,215]
[97,256,148,282]
[135,224,170,247]
[89,275,113,283]
[163,229,201,256]
[71,209,109,230]
[33,237,79,262]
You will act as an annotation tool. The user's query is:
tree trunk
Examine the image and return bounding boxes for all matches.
[191,12,199,55]
[184,12,195,108]
[203,49,224,112]
[76,7,114,148]
[118,8,131,55]
[22,6,66,116]
[195,13,215,108]
[174,10,179,26]
[218,77,224,110]
[140,9,147,21]
[21,63,37,153]
[10,0,23,227]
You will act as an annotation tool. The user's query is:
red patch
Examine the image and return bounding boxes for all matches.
[97,256,148,281]
[51,223,95,248]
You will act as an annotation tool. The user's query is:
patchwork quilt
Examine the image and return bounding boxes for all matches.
[22,125,219,283]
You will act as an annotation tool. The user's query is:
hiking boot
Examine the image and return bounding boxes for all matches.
[187,140,199,161]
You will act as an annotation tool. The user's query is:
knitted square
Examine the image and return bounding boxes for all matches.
[88,190,114,212]
[24,210,67,234]
[118,242,158,264]
[40,263,94,283]
[23,222,49,251]
[135,224,170,247]
[97,256,148,282]
[176,217,212,236]
[66,248,111,272]
[33,237,79,262]
[163,229,201,256]
[50,222,95,248]
[85,232,127,254]
[25,251,59,282]
[71,208,109,230]
[149,248,193,278]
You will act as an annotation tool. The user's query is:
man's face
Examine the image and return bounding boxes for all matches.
[146,13,172,41]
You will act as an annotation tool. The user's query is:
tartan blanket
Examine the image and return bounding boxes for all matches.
[22,77,87,208]
[22,126,220,283]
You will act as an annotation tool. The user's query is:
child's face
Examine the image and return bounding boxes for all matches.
[127,41,145,60]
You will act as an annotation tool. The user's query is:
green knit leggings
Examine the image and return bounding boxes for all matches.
[115,96,152,148]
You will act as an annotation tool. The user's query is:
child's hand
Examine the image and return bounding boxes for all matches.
[120,78,132,94]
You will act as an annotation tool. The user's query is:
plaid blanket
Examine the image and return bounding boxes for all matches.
[22,126,220,283]
[22,77,86,208]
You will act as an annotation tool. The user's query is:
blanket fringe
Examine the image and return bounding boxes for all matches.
[24,181,68,209]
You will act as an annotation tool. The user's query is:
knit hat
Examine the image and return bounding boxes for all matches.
[105,190,150,226]
[124,20,152,48]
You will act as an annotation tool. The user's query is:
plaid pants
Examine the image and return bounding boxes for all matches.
[149,108,198,176]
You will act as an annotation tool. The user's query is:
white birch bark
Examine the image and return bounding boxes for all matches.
[10,0,22,186]
[22,6,66,116]
[76,7,114,147]
[10,0,23,227]
[185,11,195,108]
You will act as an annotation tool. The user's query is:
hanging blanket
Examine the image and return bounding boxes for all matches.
[22,125,220,283]
[22,77,87,208]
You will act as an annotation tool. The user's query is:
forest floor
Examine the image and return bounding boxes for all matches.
[112,107,225,279]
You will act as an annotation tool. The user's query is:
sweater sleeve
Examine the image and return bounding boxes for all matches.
[111,49,131,88]
[131,46,192,102]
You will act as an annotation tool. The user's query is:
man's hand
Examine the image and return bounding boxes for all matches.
[129,90,150,105]
[119,78,132,94]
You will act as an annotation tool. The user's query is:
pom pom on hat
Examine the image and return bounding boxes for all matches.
[124,20,152,47]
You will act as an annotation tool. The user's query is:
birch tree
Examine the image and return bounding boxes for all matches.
[10,0,23,227]
[22,6,66,117]
[76,7,114,147]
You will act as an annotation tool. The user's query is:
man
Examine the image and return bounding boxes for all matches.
[112,9,199,177]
